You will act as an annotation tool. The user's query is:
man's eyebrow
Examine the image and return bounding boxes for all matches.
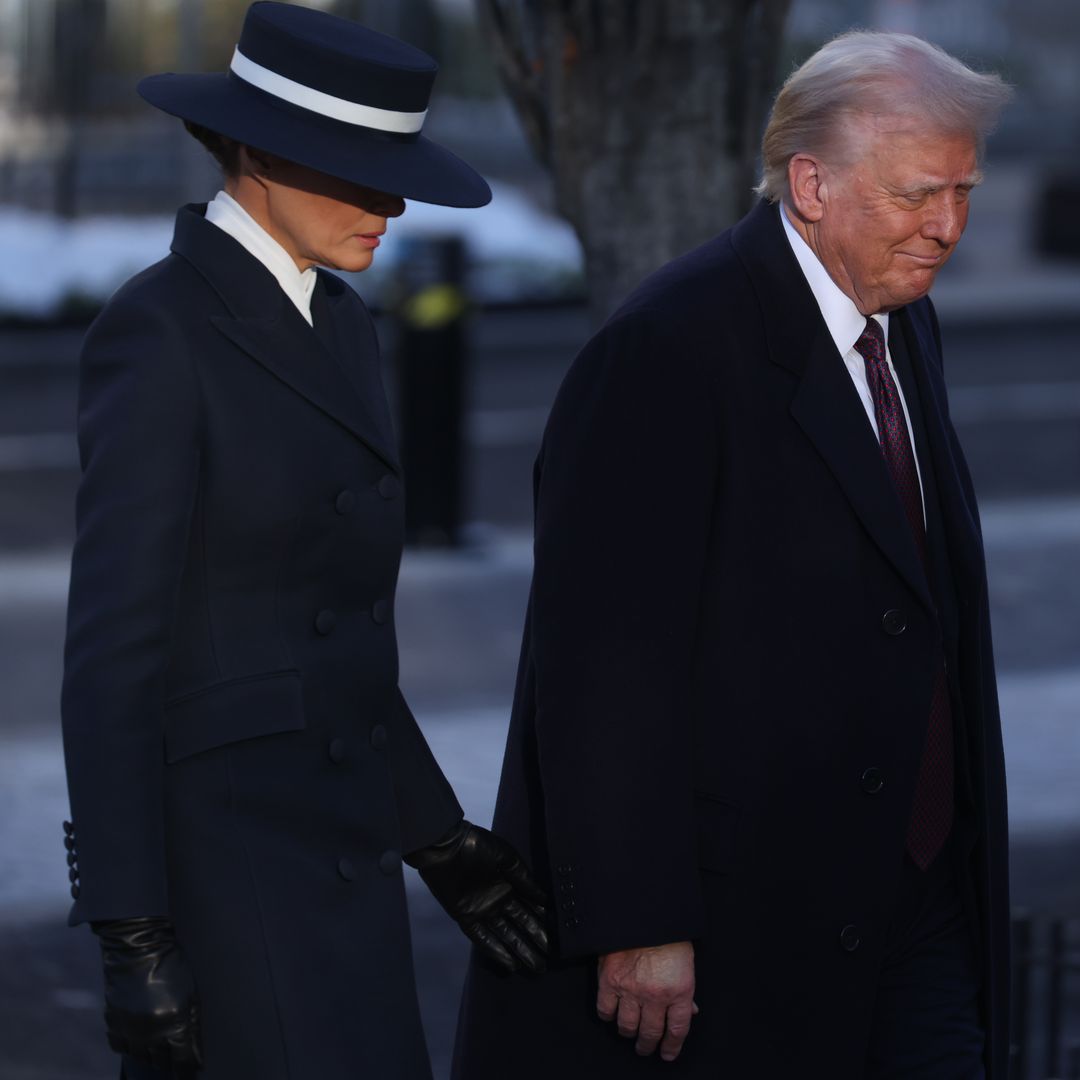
[896,171,985,196]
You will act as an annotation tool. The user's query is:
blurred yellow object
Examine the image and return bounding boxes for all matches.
[402,284,467,330]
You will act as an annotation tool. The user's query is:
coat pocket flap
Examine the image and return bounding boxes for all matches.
[164,671,305,764]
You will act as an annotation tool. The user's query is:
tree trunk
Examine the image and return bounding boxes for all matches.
[477,0,791,322]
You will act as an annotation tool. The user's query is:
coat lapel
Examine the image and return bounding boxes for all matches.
[170,204,401,474]
[731,201,933,613]
[895,306,986,598]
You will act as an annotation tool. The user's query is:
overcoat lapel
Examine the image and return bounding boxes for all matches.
[732,201,933,614]
[170,204,401,474]
[895,307,986,600]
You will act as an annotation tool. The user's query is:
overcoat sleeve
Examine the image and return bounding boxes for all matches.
[530,309,719,959]
[61,292,201,925]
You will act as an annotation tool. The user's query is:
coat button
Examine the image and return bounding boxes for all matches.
[70,885,80,900]
[328,738,345,764]
[860,767,885,794]
[379,850,402,876]
[371,600,389,625]
[881,609,906,636]
[370,725,388,750]
[335,489,357,515]
[315,609,337,635]
[378,475,400,500]
[840,925,861,952]
[337,858,357,882]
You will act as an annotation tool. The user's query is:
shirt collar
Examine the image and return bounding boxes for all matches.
[205,190,317,325]
[778,201,888,354]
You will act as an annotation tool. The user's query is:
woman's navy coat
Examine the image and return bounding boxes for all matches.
[453,201,1010,1079]
[61,205,462,1079]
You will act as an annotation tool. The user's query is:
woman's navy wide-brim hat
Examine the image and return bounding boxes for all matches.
[138,1,491,208]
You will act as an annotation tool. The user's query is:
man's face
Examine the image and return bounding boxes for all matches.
[811,118,980,314]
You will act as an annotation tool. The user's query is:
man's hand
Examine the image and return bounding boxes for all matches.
[405,820,549,974]
[92,917,202,1073]
[596,941,698,1062]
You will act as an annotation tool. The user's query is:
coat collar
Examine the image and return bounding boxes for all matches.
[731,200,934,612]
[170,204,400,473]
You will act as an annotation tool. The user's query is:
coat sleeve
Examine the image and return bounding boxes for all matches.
[530,309,719,959]
[390,689,464,855]
[61,292,201,925]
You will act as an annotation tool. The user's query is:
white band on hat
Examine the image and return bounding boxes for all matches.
[230,48,427,134]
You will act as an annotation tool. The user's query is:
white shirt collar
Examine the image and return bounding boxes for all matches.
[778,201,888,353]
[204,190,317,326]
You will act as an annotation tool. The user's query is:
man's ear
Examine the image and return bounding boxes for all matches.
[787,153,826,223]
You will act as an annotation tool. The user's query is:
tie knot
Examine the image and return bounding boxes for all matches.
[854,317,886,364]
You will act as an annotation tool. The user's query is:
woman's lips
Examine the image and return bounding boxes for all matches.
[356,233,382,249]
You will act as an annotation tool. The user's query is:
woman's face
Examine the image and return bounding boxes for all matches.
[254,156,406,273]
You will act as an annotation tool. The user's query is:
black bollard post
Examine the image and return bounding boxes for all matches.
[393,235,469,547]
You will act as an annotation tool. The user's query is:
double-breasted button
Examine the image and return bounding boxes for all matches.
[839,925,861,952]
[328,738,346,764]
[70,885,80,900]
[370,725,388,750]
[378,475,400,500]
[371,600,389,626]
[337,858,357,882]
[335,489,357,515]
[379,850,402,876]
[881,609,906,636]
[860,767,885,795]
[315,609,337,636]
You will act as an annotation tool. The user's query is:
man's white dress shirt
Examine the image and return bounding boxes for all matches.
[205,190,317,326]
[779,202,926,518]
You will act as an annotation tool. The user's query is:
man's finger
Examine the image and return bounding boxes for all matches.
[616,994,642,1039]
[596,978,619,1021]
[634,1001,668,1056]
[659,998,696,1062]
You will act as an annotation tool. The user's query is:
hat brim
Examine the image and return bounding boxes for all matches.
[138,72,492,209]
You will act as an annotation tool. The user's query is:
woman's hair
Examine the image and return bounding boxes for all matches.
[755,30,1014,203]
[184,121,243,178]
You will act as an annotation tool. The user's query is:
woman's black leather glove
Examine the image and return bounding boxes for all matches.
[92,917,202,1073]
[405,820,549,974]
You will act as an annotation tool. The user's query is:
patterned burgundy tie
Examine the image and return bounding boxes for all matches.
[854,317,954,871]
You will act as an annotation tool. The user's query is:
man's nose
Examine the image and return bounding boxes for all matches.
[924,196,965,246]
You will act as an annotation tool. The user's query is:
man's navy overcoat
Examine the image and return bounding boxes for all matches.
[453,201,1009,1079]
[61,205,462,1079]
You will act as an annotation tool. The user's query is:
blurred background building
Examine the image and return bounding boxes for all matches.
[0,2,1077,1078]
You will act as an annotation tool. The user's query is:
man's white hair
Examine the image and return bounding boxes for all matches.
[755,30,1013,203]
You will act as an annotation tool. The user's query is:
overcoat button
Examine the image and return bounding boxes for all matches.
[335,490,357,515]
[861,767,885,794]
[379,850,402,876]
[370,725,388,750]
[881,609,906,636]
[70,885,80,900]
[371,600,389,625]
[337,858,357,882]
[378,475,400,500]
[328,738,345,764]
[63,821,74,836]
[315,609,337,635]
[840,925,861,952]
